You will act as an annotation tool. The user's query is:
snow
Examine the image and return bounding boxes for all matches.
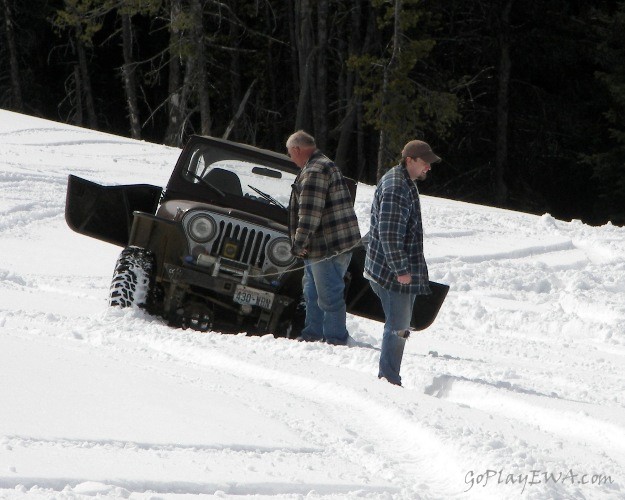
[0,109,624,499]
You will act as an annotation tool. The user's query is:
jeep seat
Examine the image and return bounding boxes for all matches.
[204,168,243,197]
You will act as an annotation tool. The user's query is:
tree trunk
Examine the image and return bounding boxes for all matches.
[356,99,367,182]
[377,0,402,181]
[223,79,257,140]
[265,1,279,148]
[287,0,300,104]
[294,0,314,133]
[494,0,513,205]
[73,65,83,125]
[336,0,364,176]
[228,0,242,141]
[179,54,195,139]
[121,12,141,139]
[76,34,98,130]
[313,0,328,149]
[2,0,23,111]
[336,101,357,174]
[190,0,211,136]
[164,0,184,146]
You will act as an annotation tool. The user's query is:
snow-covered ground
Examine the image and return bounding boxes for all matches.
[0,110,624,499]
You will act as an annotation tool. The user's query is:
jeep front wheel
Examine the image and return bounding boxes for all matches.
[109,246,155,308]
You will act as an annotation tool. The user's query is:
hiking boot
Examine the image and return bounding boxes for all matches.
[378,375,402,387]
[296,335,323,343]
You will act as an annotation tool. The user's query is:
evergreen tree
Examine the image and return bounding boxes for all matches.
[349,0,458,179]
[589,1,625,224]
[1,0,23,110]
[52,0,106,128]
[0,0,621,224]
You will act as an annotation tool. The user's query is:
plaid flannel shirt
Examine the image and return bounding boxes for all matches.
[289,150,361,259]
[364,165,431,295]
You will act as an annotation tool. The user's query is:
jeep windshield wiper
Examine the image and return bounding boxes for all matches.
[187,173,226,197]
[247,185,287,211]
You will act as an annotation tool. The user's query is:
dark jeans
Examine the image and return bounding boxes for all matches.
[369,280,416,385]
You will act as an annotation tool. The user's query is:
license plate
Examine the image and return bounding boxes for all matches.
[233,285,274,310]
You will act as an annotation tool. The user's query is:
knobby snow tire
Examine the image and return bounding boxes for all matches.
[109,246,155,308]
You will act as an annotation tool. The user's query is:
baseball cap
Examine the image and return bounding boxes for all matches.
[401,140,441,164]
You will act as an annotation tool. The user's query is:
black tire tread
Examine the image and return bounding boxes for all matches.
[109,246,155,308]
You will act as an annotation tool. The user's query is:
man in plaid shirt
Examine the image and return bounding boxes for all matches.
[287,130,361,345]
[365,140,441,386]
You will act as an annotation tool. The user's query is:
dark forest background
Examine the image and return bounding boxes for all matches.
[2,0,625,225]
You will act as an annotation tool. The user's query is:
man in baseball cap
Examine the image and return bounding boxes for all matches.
[364,139,441,385]
[400,140,441,181]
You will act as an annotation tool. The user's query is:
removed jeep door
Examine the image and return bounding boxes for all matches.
[65,174,162,247]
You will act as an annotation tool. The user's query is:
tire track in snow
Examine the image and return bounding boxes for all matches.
[0,126,139,147]
[0,207,62,234]
[3,307,472,498]
[0,325,399,498]
[0,433,393,497]
[427,376,625,474]
[428,239,575,266]
[97,324,472,498]
[1,435,321,455]
[8,305,624,498]
[0,170,67,234]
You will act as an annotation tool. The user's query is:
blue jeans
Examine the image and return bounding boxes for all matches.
[301,252,352,344]
[369,280,416,385]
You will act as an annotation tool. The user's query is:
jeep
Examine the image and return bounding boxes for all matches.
[65,135,447,337]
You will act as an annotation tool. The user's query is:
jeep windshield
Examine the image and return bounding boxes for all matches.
[182,147,296,208]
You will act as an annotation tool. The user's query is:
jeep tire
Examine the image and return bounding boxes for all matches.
[109,246,155,308]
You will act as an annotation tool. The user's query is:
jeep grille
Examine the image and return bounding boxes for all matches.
[211,221,271,267]
[182,210,292,273]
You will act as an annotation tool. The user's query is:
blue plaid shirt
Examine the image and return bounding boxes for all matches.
[364,165,431,295]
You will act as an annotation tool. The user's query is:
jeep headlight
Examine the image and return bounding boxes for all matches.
[267,237,295,267]
[188,214,216,243]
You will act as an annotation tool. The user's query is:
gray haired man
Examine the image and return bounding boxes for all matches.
[286,130,361,345]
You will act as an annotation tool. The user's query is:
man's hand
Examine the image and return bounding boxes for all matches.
[291,245,308,258]
[396,273,412,285]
